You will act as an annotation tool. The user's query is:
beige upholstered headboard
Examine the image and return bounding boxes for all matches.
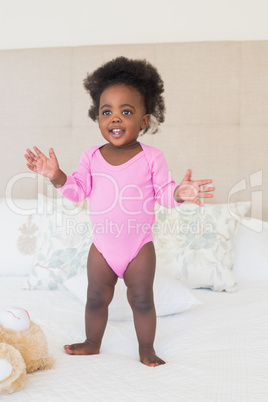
[0,41,266,219]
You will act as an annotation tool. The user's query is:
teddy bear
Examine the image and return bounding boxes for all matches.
[0,308,54,394]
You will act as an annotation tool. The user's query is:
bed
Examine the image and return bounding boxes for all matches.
[1,197,268,401]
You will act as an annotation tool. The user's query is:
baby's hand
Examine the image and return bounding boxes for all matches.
[25,146,60,180]
[175,169,215,207]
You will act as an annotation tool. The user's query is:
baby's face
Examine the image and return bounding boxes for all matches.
[97,84,150,148]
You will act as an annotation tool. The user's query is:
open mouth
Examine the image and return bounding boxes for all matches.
[110,128,124,138]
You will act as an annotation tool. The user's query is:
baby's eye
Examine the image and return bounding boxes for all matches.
[103,110,112,116]
[122,110,132,116]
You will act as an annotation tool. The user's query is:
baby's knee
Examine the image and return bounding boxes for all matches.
[86,289,112,311]
[128,290,154,315]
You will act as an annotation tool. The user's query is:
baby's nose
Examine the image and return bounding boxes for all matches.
[112,115,121,123]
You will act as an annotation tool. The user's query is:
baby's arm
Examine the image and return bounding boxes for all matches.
[25,146,66,188]
[174,169,215,207]
[25,146,92,202]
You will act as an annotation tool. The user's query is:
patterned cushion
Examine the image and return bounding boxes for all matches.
[154,202,251,292]
[25,195,92,290]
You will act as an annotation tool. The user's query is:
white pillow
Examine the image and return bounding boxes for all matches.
[154,201,251,292]
[0,198,40,276]
[64,271,201,321]
[233,219,268,281]
[25,194,92,290]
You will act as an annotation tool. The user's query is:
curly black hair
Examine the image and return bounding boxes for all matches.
[83,56,166,134]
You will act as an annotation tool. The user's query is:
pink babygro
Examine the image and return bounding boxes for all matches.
[56,142,180,278]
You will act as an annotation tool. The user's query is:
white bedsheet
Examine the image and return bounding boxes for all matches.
[1,277,268,402]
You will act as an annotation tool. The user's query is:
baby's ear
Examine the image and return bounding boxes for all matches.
[141,114,151,130]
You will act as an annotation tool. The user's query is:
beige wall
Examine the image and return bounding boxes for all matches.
[0,41,267,220]
[1,0,268,50]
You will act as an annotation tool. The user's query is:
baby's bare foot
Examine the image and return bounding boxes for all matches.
[139,347,165,367]
[64,340,100,356]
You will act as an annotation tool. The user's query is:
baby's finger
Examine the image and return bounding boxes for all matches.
[194,199,203,207]
[182,169,192,182]
[33,146,45,158]
[198,192,214,198]
[25,148,37,160]
[25,151,39,166]
[24,154,33,166]
[200,186,215,193]
[198,179,213,186]
[26,163,36,172]
[49,148,57,159]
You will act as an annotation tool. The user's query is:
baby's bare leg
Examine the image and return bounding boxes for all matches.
[124,241,165,367]
[64,244,118,355]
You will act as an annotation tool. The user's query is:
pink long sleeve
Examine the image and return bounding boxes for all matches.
[56,147,98,202]
[141,144,181,209]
